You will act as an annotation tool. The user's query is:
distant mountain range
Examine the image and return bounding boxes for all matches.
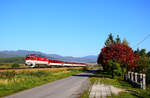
[0,50,98,63]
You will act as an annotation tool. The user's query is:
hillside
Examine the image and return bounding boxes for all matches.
[0,57,25,64]
[0,50,97,63]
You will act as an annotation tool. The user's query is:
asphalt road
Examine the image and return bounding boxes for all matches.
[5,70,96,98]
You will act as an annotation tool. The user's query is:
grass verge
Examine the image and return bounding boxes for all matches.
[0,67,83,97]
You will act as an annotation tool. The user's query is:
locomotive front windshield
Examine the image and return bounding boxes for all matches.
[26,54,47,58]
[26,56,36,59]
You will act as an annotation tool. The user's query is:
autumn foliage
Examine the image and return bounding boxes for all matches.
[97,43,139,69]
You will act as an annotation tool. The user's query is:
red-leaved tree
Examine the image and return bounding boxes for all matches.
[97,43,139,70]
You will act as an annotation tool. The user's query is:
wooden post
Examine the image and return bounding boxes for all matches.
[131,72,134,82]
[143,74,146,90]
[135,73,138,83]
[125,73,128,81]
[128,72,130,80]
[140,73,143,89]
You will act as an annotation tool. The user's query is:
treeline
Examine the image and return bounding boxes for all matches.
[134,48,150,73]
[97,33,150,78]
[0,57,25,64]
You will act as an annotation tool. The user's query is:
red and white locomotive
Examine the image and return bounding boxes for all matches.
[25,54,86,67]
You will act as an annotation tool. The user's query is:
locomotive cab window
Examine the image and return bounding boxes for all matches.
[26,56,30,59]
[26,56,34,59]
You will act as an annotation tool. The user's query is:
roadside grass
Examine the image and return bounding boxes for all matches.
[107,92,138,98]
[0,63,29,69]
[81,89,90,98]
[81,70,150,98]
[0,67,83,97]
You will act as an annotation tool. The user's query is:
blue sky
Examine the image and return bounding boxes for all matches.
[0,0,150,57]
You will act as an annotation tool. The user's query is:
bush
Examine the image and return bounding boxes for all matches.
[20,70,50,77]
[107,60,122,78]
[0,71,16,79]
[136,89,150,98]
[135,56,149,73]
[82,66,89,71]
[146,68,150,85]
[11,63,20,68]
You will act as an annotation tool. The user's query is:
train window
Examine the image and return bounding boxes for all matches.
[26,56,30,59]
[26,56,34,59]
[30,57,34,59]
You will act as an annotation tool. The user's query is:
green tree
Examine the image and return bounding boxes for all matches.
[134,48,140,55]
[107,60,121,78]
[134,48,150,73]
[135,56,149,73]
[105,33,114,46]
[147,51,150,57]
[134,48,146,57]
[122,39,129,46]
[139,49,147,57]
[115,35,121,44]
[146,67,150,84]
[11,63,20,68]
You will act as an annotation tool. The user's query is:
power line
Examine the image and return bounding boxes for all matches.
[134,34,150,48]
